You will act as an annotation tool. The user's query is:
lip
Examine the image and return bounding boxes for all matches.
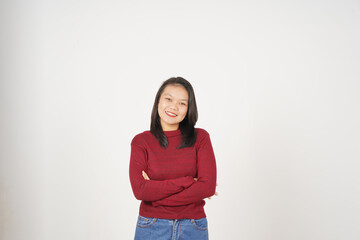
[165,111,177,117]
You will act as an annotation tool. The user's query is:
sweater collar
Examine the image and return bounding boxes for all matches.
[163,128,182,137]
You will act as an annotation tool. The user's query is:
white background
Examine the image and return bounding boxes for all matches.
[1,0,359,239]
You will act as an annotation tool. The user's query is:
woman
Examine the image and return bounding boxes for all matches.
[129,77,217,240]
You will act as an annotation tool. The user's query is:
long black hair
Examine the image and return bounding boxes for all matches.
[150,77,198,149]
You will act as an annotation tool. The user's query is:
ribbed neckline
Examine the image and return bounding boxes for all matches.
[163,128,182,137]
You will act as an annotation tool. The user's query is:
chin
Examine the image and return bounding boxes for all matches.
[166,121,179,125]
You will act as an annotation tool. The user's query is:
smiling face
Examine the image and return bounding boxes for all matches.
[157,84,189,131]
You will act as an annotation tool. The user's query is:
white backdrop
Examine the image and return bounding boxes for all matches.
[1,0,359,239]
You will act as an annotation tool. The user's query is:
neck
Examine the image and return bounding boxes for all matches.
[161,123,179,131]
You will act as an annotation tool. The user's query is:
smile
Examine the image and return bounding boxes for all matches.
[165,111,177,117]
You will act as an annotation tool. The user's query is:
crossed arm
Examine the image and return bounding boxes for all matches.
[129,132,217,205]
[142,171,218,205]
[150,132,217,207]
[129,143,196,202]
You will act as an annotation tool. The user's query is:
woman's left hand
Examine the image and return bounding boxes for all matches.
[207,183,219,200]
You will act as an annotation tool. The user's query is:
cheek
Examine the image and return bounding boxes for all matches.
[180,108,188,118]
[158,101,165,110]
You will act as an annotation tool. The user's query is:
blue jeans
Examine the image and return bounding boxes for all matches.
[134,215,209,240]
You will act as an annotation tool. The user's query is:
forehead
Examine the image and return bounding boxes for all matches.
[162,85,188,99]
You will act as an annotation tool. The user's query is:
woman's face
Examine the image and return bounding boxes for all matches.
[158,84,189,131]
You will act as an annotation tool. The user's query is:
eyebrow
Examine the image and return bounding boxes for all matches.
[164,93,188,102]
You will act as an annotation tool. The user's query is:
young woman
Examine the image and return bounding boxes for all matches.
[129,77,217,240]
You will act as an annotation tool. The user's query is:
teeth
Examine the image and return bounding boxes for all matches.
[166,111,177,116]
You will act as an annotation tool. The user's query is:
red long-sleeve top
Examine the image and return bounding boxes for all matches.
[129,128,217,219]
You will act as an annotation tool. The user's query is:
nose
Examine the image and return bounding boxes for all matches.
[169,103,179,111]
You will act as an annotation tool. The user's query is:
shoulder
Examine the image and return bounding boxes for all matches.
[195,127,210,136]
[131,130,153,146]
[195,127,211,144]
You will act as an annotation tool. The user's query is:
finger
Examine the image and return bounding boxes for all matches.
[216,183,218,186]
[142,171,150,180]
[214,192,218,196]
[208,197,212,200]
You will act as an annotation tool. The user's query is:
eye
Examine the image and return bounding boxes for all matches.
[165,98,171,101]
[180,102,187,106]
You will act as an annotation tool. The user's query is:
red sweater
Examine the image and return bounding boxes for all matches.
[129,128,217,219]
